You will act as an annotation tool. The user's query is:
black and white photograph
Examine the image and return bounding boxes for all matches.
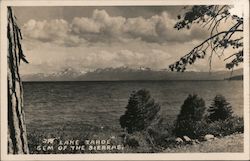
[1,0,249,160]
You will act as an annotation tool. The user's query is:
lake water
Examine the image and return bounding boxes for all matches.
[23,80,243,136]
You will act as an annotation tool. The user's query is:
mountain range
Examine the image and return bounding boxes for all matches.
[21,67,243,81]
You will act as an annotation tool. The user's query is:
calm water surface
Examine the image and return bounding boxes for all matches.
[23,81,243,135]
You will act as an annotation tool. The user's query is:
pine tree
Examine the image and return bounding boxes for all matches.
[174,94,206,138]
[207,95,233,121]
[120,89,161,134]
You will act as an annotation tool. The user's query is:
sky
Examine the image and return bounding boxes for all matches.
[12,5,243,75]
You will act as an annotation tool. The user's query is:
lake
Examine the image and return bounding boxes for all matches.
[23,80,243,136]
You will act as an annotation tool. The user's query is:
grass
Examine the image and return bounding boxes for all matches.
[27,118,244,154]
[163,133,243,153]
[28,131,244,154]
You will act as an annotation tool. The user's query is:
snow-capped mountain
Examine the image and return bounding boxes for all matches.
[21,67,243,81]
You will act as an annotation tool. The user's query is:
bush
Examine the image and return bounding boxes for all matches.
[174,94,206,138]
[120,89,161,134]
[193,116,244,138]
[121,131,161,152]
[147,125,176,149]
[124,135,140,148]
[207,95,233,122]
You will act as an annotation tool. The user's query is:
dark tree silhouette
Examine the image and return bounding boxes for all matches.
[169,5,243,72]
[7,7,29,154]
[207,95,233,121]
[120,89,161,134]
[174,94,206,138]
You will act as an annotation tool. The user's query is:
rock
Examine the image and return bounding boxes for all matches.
[193,139,200,144]
[175,137,184,143]
[204,134,215,141]
[196,139,200,144]
[183,136,192,142]
[194,139,200,144]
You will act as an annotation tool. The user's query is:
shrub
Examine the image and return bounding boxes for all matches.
[120,89,161,134]
[193,116,244,138]
[174,94,206,138]
[121,131,160,152]
[124,135,140,148]
[207,95,233,122]
[147,125,176,149]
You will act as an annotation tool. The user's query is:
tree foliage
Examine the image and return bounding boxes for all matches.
[174,94,206,138]
[120,89,161,134]
[169,5,243,72]
[207,95,233,121]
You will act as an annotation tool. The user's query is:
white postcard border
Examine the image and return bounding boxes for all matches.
[1,0,249,160]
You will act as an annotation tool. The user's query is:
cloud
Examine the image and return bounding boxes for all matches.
[71,10,209,43]
[21,39,175,75]
[20,35,232,75]
[71,17,101,34]
[71,9,127,42]
[22,9,209,46]
[69,49,172,71]
[23,19,85,46]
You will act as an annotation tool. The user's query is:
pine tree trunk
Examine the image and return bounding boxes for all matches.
[7,7,29,154]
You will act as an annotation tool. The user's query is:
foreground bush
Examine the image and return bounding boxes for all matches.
[174,94,206,138]
[194,116,243,138]
[121,131,156,152]
[120,89,162,134]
